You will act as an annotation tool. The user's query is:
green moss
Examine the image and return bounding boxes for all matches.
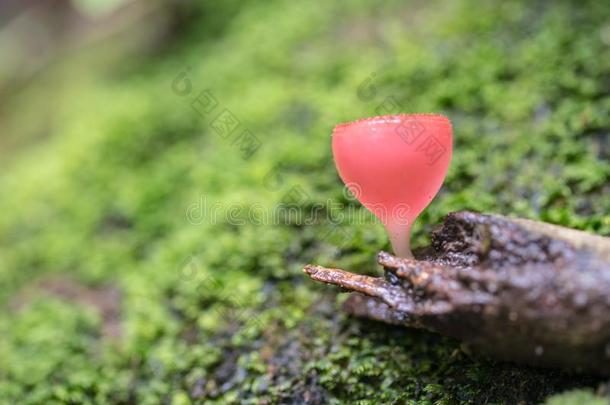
[1,0,609,403]
[545,390,609,405]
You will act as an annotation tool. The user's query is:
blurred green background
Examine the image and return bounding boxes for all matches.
[1,0,609,403]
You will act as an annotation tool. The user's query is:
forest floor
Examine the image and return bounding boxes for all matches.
[1,0,609,403]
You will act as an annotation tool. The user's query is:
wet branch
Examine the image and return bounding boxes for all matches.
[304,211,610,375]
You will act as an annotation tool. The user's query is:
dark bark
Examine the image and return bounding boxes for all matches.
[304,211,610,375]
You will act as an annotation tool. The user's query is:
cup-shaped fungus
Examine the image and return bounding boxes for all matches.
[332,114,452,258]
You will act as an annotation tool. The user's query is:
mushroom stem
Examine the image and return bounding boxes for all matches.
[386,222,413,259]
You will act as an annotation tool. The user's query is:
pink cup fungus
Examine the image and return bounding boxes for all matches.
[331,114,453,258]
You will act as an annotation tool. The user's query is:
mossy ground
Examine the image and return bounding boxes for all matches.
[1,0,609,403]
